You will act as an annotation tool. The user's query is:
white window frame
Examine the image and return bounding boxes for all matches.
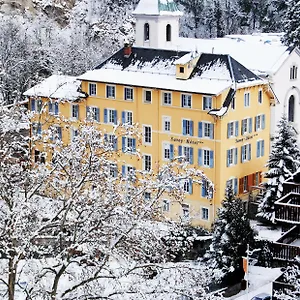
[228,121,234,137]
[290,65,298,80]
[256,114,264,131]
[48,101,59,116]
[162,199,170,212]
[89,82,97,96]
[226,177,238,195]
[163,142,171,161]
[203,122,211,138]
[163,116,171,132]
[228,148,234,165]
[203,96,212,111]
[182,203,190,221]
[124,111,133,125]
[257,140,264,158]
[182,145,191,162]
[109,163,118,178]
[181,94,192,108]
[244,92,250,107]
[201,207,209,220]
[107,108,116,124]
[124,87,133,101]
[203,149,211,167]
[258,89,263,104]
[143,125,152,145]
[231,96,236,110]
[242,144,251,162]
[242,118,251,135]
[106,85,116,99]
[86,106,100,122]
[162,91,172,106]
[143,154,152,172]
[71,104,79,119]
[71,128,78,141]
[144,89,152,103]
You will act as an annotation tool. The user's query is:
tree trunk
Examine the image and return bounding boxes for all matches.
[51,265,67,300]
[8,257,16,300]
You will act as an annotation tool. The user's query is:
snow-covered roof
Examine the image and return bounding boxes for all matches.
[133,0,182,16]
[176,35,290,76]
[23,75,87,101]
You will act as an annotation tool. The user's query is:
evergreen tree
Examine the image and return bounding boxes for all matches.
[208,186,256,285]
[282,0,300,47]
[258,116,300,222]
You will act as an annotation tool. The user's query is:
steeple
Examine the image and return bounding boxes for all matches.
[133,0,182,49]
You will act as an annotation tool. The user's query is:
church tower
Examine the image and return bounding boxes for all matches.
[133,0,182,49]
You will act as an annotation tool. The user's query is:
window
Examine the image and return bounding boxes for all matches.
[143,154,151,171]
[288,95,295,122]
[241,118,252,135]
[109,163,118,178]
[104,134,118,151]
[256,140,265,158]
[166,24,171,42]
[255,114,265,131]
[231,97,236,110]
[290,65,298,80]
[71,128,78,141]
[31,99,43,113]
[124,87,133,101]
[198,149,214,168]
[162,199,170,212]
[203,96,212,111]
[32,122,42,136]
[254,172,261,186]
[182,119,193,136]
[163,116,171,132]
[182,179,193,194]
[104,109,117,124]
[144,90,152,103]
[143,126,152,144]
[258,90,262,104]
[163,143,174,160]
[227,121,239,138]
[48,101,59,115]
[144,192,151,201]
[181,94,191,108]
[244,92,250,107]
[243,176,248,192]
[86,106,100,122]
[106,85,115,99]
[227,148,238,167]
[182,204,190,221]
[122,137,136,153]
[201,208,209,220]
[144,23,149,41]
[179,66,184,73]
[201,179,212,198]
[122,111,133,125]
[89,83,97,96]
[50,126,62,141]
[226,178,238,195]
[198,122,214,139]
[71,104,79,119]
[34,150,45,164]
[162,92,172,105]
[178,146,193,164]
[122,165,136,181]
[241,144,251,162]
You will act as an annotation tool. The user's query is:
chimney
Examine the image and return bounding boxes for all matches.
[124,42,132,58]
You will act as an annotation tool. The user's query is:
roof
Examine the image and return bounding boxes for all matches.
[23,75,87,101]
[78,47,264,96]
[133,0,182,16]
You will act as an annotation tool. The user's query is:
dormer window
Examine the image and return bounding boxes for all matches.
[166,24,171,42]
[144,23,150,41]
[179,66,184,73]
[290,65,298,80]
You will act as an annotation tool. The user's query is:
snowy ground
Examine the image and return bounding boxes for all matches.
[250,220,282,242]
[228,266,282,300]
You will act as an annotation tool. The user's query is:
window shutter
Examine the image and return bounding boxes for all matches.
[227,150,230,167]
[178,145,182,157]
[189,147,193,164]
[104,109,108,123]
[235,121,239,137]
[227,123,230,138]
[189,178,193,194]
[122,111,125,123]
[55,102,59,115]
[201,179,206,197]
[209,150,214,168]
[262,114,265,129]
[114,166,118,178]
[241,145,244,163]
[249,118,252,133]
[255,116,258,131]
[198,149,203,166]
[210,123,214,139]
[257,141,260,158]
[248,144,252,160]
[190,121,194,136]
[261,140,265,156]
[170,144,174,160]
[114,110,118,125]
[233,178,238,195]
[239,178,243,194]
[182,120,187,135]
[234,148,238,165]
[122,137,126,152]
[132,138,136,152]
[122,165,126,177]
[75,105,79,118]
[48,102,52,113]
[96,108,100,122]
[31,99,36,111]
[198,122,203,138]
[241,120,244,135]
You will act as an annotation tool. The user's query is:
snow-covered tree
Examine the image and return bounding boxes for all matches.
[282,0,300,47]
[207,186,256,285]
[257,116,300,222]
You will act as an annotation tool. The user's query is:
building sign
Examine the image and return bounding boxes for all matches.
[235,133,258,143]
[170,137,203,145]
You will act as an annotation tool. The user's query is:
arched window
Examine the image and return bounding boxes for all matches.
[288,95,295,122]
[166,24,171,42]
[144,23,150,41]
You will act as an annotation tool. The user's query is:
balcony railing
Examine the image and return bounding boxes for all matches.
[282,182,300,196]
[272,242,300,261]
[275,193,300,224]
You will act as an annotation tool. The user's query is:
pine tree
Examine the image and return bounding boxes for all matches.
[258,116,300,222]
[208,186,256,285]
[282,0,300,47]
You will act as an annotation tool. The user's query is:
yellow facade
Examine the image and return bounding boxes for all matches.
[30,80,271,228]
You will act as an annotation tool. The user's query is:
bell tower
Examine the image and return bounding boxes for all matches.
[133,0,182,49]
